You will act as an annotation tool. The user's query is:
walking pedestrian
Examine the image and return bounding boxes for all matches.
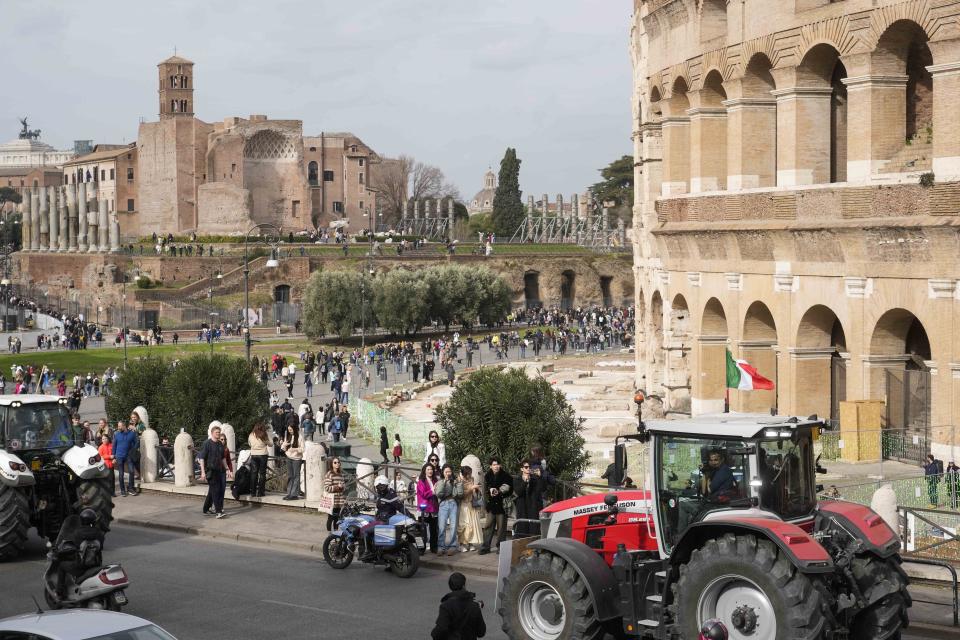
[248,422,269,497]
[924,453,943,507]
[305,373,313,397]
[457,466,483,552]
[323,457,346,531]
[435,464,462,556]
[379,426,389,464]
[281,424,304,500]
[112,420,138,497]
[478,457,513,555]
[946,461,960,510]
[417,463,440,554]
[198,425,228,518]
[430,572,486,640]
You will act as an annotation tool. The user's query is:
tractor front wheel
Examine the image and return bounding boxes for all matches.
[0,484,29,561]
[77,478,114,533]
[849,555,910,640]
[671,533,830,640]
[499,549,604,640]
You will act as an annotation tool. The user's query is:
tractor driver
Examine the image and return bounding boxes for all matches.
[700,450,735,500]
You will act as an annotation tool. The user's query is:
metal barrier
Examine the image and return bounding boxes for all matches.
[827,475,960,511]
[900,506,960,563]
[902,558,959,628]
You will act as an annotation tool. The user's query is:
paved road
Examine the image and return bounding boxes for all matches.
[0,524,508,640]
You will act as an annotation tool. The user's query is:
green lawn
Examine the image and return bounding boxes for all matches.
[0,337,314,378]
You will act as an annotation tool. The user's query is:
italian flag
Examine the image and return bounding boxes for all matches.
[726,349,774,391]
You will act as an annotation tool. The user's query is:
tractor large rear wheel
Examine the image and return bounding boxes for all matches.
[499,548,604,640]
[0,484,29,561]
[849,555,910,640]
[671,533,830,640]
[77,478,114,533]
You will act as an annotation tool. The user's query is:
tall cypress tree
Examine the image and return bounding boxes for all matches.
[491,147,524,237]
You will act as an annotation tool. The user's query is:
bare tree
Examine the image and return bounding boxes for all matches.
[372,155,413,223]
[410,161,444,201]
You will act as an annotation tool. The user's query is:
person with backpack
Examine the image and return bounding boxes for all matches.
[430,572,486,640]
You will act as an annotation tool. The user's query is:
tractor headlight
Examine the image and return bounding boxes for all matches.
[88,455,101,465]
[7,461,26,472]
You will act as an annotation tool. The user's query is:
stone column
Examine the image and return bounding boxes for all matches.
[47,186,59,252]
[304,441,324,506]
[556,194,564,220]
[109,210,120,253]
[687,106,728,193]
[141,427,159,483]
[693,335,728,415]
[401,199,408,228]
[617,216,625,246]
[58,187,68,252]
[660,116,691,195]
[723,98,777,190]
[772,87,834,186]
[38,186,49,251]
[789,347,837,418]
[447,198,454,237]
[86,185,99,253]
[927,62,960,179]
[413,199,421,220]
[173,430,194,487]
[66,183,78,252]
[77,183,89,252]
[30,186,40,251]
[97,198,109,252]
[20,189,31,252]
[571,193,579,243]
[541,194,549,216]
[842,75,908,181]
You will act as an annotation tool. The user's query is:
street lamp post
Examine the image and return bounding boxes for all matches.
[243,223,282,363]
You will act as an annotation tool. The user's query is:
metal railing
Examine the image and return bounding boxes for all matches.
[901,558,959,627]
[825,474,960,511]
[816,425,958,467]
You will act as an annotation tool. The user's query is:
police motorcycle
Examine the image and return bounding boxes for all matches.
[321,476,426,578]
[42,508,130,610]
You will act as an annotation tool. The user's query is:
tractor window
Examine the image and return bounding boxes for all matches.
[5,404,72,451]
[758,433,816,520]
[656,436,752,552]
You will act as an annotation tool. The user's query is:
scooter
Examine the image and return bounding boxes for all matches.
[42,538,130,611]
[322,501,426,578]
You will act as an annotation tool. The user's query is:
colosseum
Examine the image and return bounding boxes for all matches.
[630,0,960,463]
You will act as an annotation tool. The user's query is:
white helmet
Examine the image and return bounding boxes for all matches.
[374,475,389,488]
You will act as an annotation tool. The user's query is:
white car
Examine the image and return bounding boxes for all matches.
[0,609,177,640]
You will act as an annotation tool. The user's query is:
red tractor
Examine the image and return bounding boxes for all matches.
[496,414,910,639]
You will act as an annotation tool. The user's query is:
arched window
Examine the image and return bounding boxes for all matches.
[308,161,319,186]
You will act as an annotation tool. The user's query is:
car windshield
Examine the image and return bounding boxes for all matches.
[86,625,178,640]
[4,403,72,451]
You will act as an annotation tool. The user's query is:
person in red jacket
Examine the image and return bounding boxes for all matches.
[97,435,116,497]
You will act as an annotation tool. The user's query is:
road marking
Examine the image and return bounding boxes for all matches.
[262,599,373,621]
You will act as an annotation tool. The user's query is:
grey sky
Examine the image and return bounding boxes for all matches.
[2,0,632,201]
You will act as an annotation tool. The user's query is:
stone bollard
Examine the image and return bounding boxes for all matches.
[356,457,375,500]
[207,420,222,440]
[219,422,236,464]
[304,441,324,504]
[174,429,194,487]
[461,454,483,478]
[870,483,899,540]
[141,427,159,483]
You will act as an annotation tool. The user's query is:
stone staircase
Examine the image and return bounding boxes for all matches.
[884,136,932,174]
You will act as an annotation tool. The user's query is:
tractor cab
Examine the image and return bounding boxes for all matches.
[639,415,821,554]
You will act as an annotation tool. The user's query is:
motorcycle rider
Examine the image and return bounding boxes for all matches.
[374,475,402,522]
[50,508,103,599]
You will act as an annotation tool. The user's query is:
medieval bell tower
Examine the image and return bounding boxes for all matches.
[158,54,194,119]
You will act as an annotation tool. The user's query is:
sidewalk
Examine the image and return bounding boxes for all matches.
[114,490,500,577]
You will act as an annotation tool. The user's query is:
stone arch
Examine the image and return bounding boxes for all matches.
[669,76,691,113]
[559,270,576,310]
[740,301,778,413]
[795,304,848,423]
[874,20,934,143]
[869,308,932,438]
[671,293,691,338]
[273,284,291,304]
[700,296,728,336]
[795,43,847,184]
[649,290,665,391]
[649,85,663,121]
[523,271,540,309]
[701,69,727,107]
[731,53,778,189]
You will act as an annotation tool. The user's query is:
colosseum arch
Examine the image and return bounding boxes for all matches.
[661,77,692,196]
[649,85,663,121]
[795,304,848,423]
[794,43,848,184]
[670,293,691,338]
[699,0,727,45]
[693,69,728,192]
[649,291,665,393]
[868,308,932,443]
[738,301,779,414]
[694,297,728,414]
[875,20,934,156]
[729,53,778,189]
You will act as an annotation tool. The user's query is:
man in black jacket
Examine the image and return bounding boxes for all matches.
[478,457,513,555]
[431,572,486,640]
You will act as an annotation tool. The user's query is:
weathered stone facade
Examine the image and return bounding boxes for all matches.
[631,0,960,462]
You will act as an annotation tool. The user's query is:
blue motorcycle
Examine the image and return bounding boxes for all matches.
[322,501,425,578]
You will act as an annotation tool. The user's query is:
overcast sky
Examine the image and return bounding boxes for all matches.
[2,0,632,200]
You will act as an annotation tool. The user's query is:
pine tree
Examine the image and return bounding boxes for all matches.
[491,147,524,237]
